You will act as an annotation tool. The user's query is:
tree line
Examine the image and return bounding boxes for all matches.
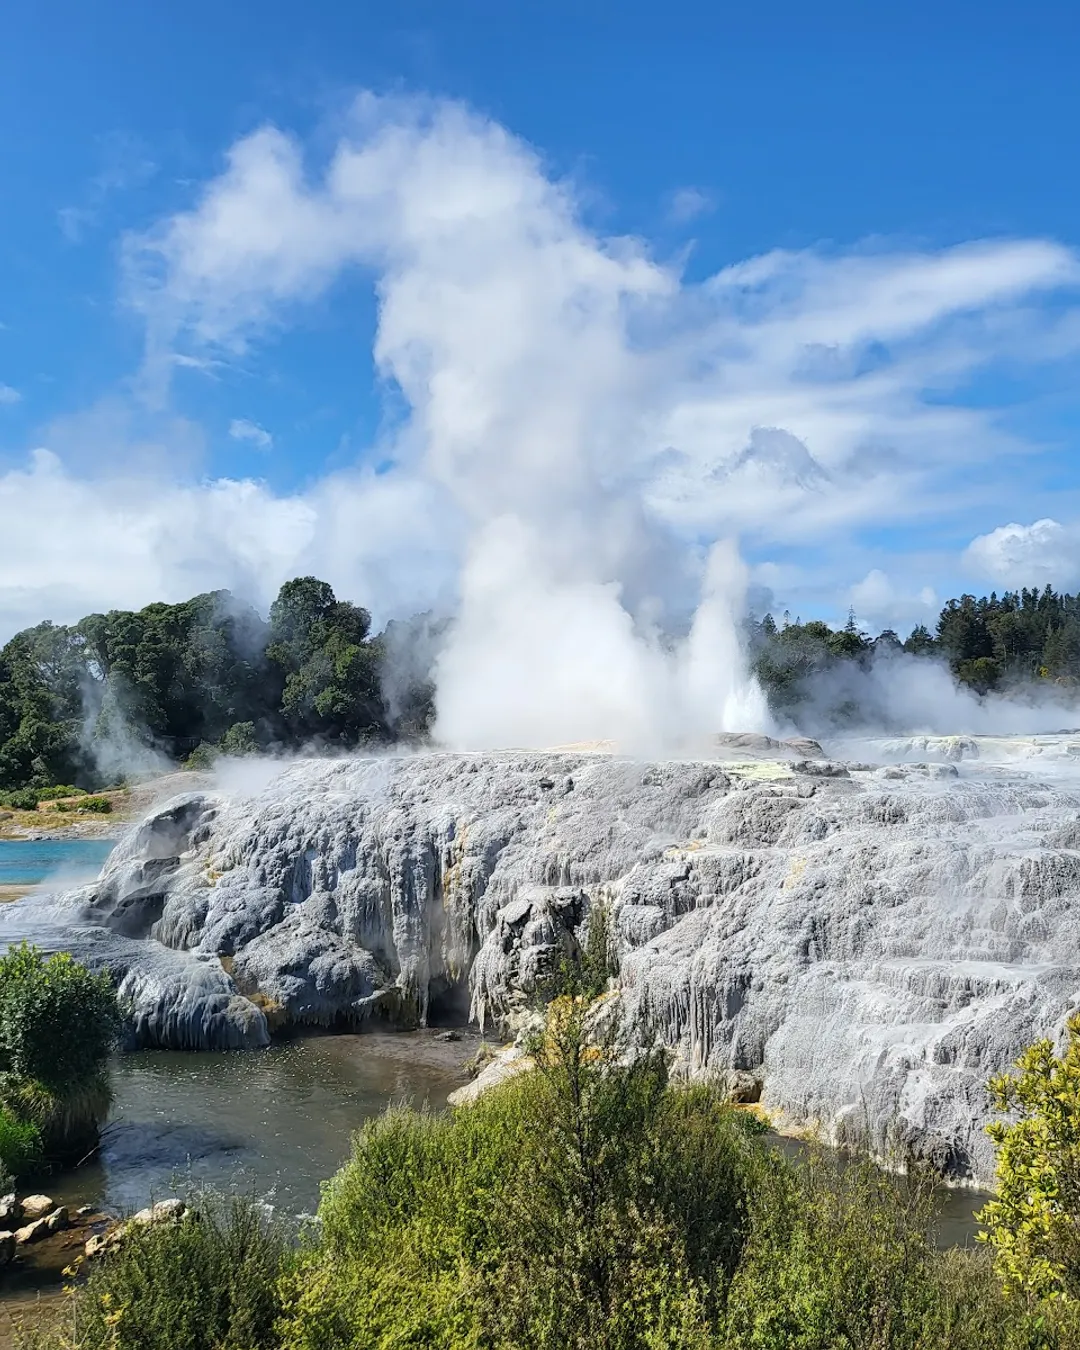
[750,584,1080,716]
[3,579,1080,792]
[0,577,433,792]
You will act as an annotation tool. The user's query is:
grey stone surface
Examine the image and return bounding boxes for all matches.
[4,736,1080,1181]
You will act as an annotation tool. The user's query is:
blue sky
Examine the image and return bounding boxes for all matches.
[3,0,1080,642]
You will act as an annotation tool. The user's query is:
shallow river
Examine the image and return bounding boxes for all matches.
[26,1031,472,1219]
[17,1030,985,1244]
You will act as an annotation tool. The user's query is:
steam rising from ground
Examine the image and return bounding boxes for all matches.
[780,647,1080,742]
[7,96,1080,755]
[433,532,768,751]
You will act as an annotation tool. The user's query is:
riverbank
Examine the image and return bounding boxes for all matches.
[0,1026,481,1342]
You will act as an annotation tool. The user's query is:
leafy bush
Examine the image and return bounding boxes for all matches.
[0,1105,43,1181]
[219,722,259,756]
[978,1011,1080,1301]
[278,996,757,1350]
[35,785,85,801]
[0,788,42,811]
[17,1193,290,1350]
[183,743,218,771]
[17,1000,1080,1349]
[0,945,121,1154]
[54,796,112,814]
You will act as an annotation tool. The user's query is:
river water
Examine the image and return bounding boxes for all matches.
[25,1031,473,1219]
[18,1032,984,1244]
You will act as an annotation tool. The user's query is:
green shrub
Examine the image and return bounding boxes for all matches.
[0,945,121,1154]
[54,796,111,814]
[35,786,85,801]
[219,722,259,756]
[0,788,41,811]
[183,743,218,771]
[17,1192,290,1350]
[979,1011,1080,1301]
[16,999,1080,1349]
[278,996,756,1350]
[0,1105,43,1181]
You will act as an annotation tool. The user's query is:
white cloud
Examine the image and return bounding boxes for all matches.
[667,186,713,224]
[2,93,1080,745]
[0,448,456,639]
[964,518,1080,590]
[849,569,938,632]
[228,417,273,449]
[122,96,1080,552]
[0,384,21,405]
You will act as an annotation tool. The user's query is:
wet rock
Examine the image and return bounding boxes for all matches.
[74,1204,96,1218]
[45,1206,69,1234]
[0,1193,21,1224]
[19,1195,53,1220]
[0,1232,13,1266]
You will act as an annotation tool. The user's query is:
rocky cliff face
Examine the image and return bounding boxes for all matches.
[4,734,1080,1182]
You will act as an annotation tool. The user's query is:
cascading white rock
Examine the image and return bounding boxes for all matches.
[4,734,1080,1182]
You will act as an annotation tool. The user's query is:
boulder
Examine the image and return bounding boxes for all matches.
[15,1217,50,1245]
[84,1231,112,1259]
[131,1198,185,1227]
[44,1206,69,1234]
[0,1193,21,1224]
[19,1195,53,1220]
[0,1231,14,1266]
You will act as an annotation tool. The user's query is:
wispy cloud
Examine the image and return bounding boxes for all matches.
[666,186,714,224]
[228,417,273,449]
[0,384,21,406]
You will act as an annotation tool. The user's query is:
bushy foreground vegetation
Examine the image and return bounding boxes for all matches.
[19,996,1080,1350]
[0,944,120,1187]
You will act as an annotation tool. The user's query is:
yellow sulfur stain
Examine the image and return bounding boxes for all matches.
[783,857,808,889]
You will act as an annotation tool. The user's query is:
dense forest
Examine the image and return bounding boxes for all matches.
[2,579,1079,793]
[0,577,433,792]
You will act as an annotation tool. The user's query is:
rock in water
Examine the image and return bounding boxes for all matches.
[15,1217,49,1245]
[5,738,1080,1182]
[19,1195,54,1221]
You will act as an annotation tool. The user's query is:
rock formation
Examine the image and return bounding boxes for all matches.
[4,734,1080,1182]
